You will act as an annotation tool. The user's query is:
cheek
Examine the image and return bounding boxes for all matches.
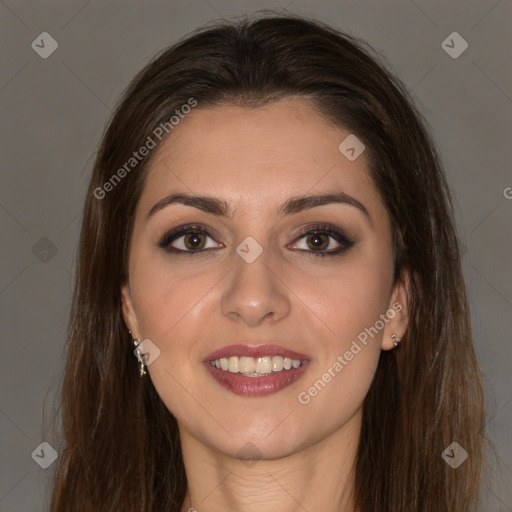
[293,252,392,425]
[128,260,215,416]
[295,343,380,441]
[129,250,215,341]
[296,257,393,346]
[128,254,223,412]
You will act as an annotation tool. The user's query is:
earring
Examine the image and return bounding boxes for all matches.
[129,331,147,377]
[392,334,401,348]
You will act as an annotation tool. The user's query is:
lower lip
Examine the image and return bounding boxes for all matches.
[204,361,309,397]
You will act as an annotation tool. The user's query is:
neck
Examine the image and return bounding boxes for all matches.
[179,411,361,512]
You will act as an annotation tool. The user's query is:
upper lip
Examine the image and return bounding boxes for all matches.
[204,344,310,362]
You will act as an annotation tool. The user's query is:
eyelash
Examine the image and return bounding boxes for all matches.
[158,223,354,258]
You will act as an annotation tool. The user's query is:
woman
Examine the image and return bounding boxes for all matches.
[48,12,486,512]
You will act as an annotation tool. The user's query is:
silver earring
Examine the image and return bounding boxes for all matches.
[129,331,147,377]
[392,334,401,348]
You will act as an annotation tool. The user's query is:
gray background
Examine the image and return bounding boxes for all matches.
[0,1,510,510]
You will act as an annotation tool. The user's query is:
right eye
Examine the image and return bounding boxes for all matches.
[158,224,224,255]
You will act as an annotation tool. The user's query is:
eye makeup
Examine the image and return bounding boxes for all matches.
[158,222,355,258]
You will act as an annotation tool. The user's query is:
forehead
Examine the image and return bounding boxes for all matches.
[140,98,384,218]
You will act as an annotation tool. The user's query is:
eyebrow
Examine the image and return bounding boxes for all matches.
[147,191,371,224]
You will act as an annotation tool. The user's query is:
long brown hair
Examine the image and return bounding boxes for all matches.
[47,11,486,511]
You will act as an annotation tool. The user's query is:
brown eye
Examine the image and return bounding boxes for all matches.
[159,224,223,255]
[305,233,330,251]
[290,224,354,258]
[182,232,207,250]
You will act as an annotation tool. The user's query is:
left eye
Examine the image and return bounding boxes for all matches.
[289,227,352,255]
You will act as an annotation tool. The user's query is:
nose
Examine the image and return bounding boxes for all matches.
[220,243,291,327]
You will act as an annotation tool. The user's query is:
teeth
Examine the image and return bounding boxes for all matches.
[271,355,284,372]
[256,356,272,374]
[210,355,303,375]
[228,356,239,373]
[239,356,255,373]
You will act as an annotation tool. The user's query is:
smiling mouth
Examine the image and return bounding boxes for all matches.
[203,344,310,396]
[204,357,309,397]
[209,355,304,376]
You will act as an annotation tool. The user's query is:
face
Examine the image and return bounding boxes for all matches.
[121,98,408,460]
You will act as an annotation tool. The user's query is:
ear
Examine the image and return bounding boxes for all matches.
[121,282,141,339]
[381,269,410,351]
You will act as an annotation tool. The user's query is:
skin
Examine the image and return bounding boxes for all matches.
[121,98,409,512]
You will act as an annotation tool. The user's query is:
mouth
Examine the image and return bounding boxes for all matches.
[209,355,304,375]
[203,344,310,397]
